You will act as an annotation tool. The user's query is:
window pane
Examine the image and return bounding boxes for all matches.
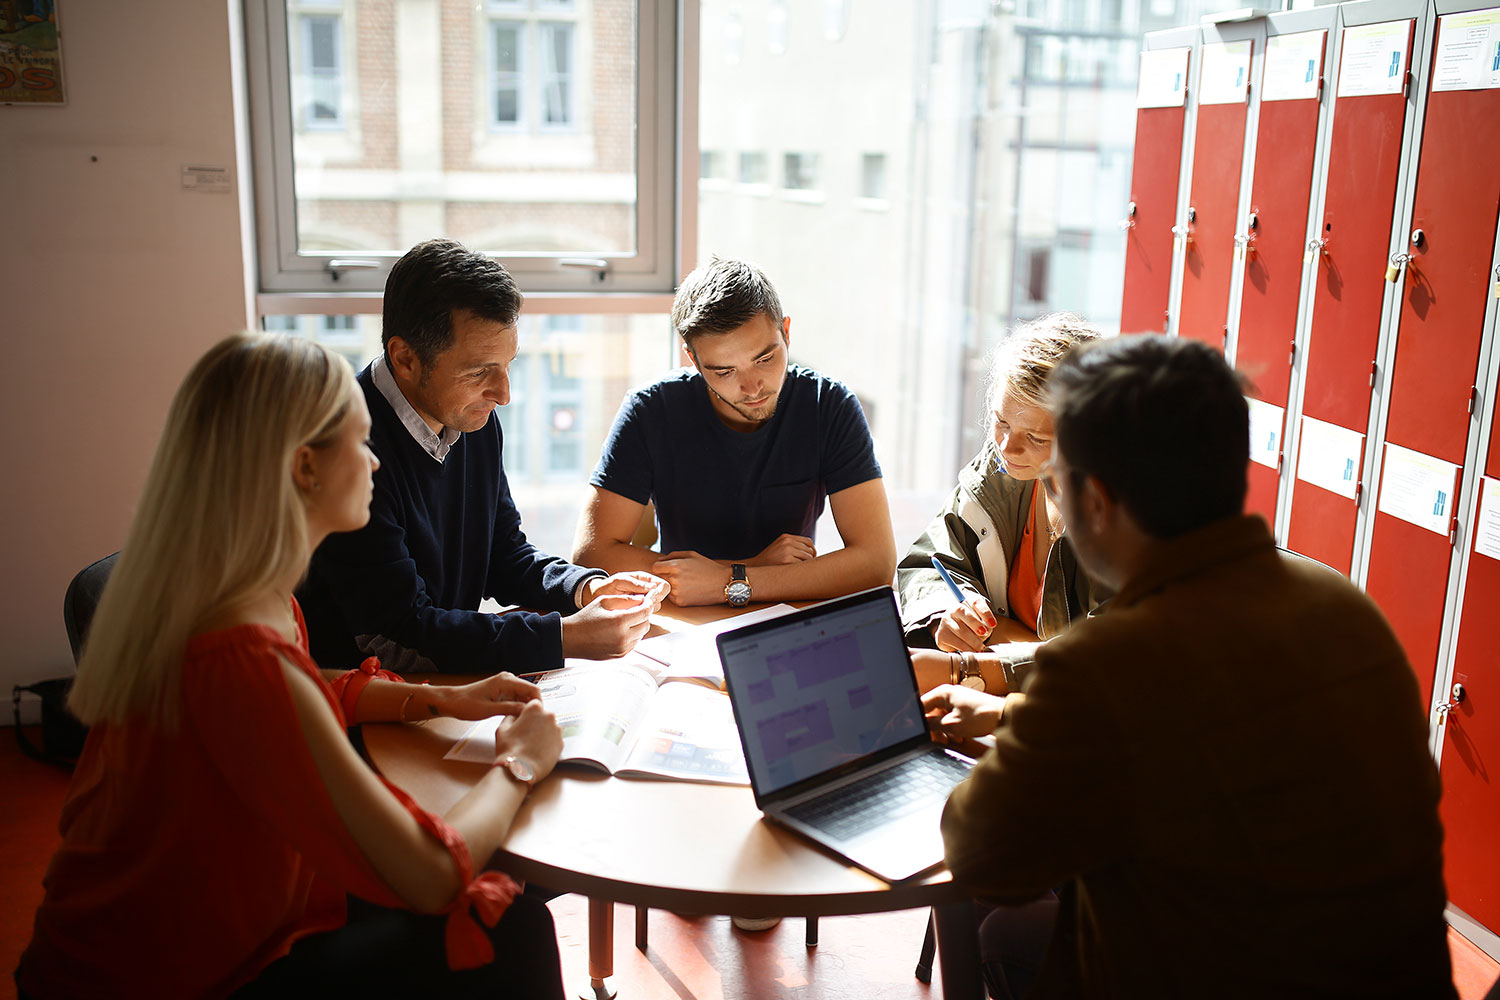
[284,0,639,259]
[782,152,819,191]
[737,151,767,184]
[859,153,886,200]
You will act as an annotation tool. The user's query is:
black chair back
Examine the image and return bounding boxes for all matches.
[63,552,119,664]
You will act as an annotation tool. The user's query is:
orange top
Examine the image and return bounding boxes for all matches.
[1006,484,1046,633]
[17,601,517,1000]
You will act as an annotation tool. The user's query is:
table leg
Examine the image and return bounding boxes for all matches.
[582,897,617,1000]
[933,899,983,1000]
[635,904,649,951]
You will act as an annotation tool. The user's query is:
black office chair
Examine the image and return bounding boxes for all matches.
[63,552,118,663]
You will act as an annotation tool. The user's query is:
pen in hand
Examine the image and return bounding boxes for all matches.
[930,555,997,644]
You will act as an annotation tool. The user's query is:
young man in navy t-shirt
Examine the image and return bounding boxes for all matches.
[573,258,897,607]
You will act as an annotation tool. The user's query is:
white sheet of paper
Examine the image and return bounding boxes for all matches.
[1475,476,1500,560]
[634,603,799,679]
[1199,40,1252,105]
[1246,397,1284,470]
[1432,9,1500,92]
[1376,443,1459,536]
[1337,21,1410,98]
[1262,30,1325,102]
[1295,416,1363,499]
[1137,48,1189,108]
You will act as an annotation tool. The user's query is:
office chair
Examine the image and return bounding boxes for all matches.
[63,552,118,663]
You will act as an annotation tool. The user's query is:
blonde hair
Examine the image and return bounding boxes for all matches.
[986,312,1104,413]
[69,333,356,729]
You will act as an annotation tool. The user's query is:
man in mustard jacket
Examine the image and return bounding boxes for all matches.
[928,335,1453,999]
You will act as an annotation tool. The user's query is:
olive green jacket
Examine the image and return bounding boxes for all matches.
[896,444,1107,651]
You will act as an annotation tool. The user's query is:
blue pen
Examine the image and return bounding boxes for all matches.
[930,556,968,605]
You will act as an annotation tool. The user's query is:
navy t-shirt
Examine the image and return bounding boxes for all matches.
[589,365,882,560]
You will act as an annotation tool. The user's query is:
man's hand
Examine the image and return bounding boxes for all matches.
[933,594,997,652]
[922,684,1006,741]
[747,533,816,566]
[579,571,669,612]
[650,550,733,607]
[560,593,654,658]
[429,672,542,721]
[493,700,565,783]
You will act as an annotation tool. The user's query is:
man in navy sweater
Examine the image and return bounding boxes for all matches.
[299,239,666,675]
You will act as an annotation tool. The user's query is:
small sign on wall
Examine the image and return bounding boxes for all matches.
[0,0,64,106]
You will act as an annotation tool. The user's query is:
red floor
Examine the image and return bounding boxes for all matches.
[4,727,1497,999]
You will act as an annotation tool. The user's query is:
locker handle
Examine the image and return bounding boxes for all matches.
[1119,201,1137,231]
[1469,386,1478,416]
[1436,683,1466,723]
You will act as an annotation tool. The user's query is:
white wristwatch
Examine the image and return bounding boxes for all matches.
[498,754,535,789]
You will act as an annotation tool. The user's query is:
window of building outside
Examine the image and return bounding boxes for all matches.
[246,0,676,294]
[697,0,1254,549]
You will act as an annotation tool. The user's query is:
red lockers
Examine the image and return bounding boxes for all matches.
[1236,30,1329,523]
[1364,14,1500,704]
[1178,41,1252,350]
[1442,407,1500,939]
[1284,18,1418,574]
[1121,47,1190,336]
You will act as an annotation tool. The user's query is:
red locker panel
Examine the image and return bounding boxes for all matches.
[1178,102,1249,348]
[1236,96,1323,407]
[1442,479,1500,937]
[1121,105,1187,336]
[1245,454,1282,524]
[1284,19,1415,574]
[1361,20,1500,697]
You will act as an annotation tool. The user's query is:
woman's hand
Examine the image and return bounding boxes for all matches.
[429,672,543,722]
[494,700,565,783]
[933,595,997,652]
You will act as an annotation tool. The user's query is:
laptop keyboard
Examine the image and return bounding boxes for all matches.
[784,751,972,842]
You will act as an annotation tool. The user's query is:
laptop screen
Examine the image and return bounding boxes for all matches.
[718,589,928,797]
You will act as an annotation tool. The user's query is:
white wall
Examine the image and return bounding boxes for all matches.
[0,0,251,719]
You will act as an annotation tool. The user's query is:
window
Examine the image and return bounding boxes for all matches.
[859,153,887,200]
[738,151,769,185]
[700,150,725,180]
[782,152,819,191]
[245,0,680,295]
[488,1,579,131]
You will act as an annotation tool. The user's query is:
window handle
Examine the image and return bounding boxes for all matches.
[326,259,380,282]
[559,258,611,284]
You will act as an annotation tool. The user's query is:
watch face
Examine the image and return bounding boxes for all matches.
[726,581,752,606]
[960,675,986,691]
[506,756,535,783]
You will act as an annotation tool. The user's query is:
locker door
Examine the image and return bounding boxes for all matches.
[1442,393,1500,940]
[1121,48,1190,336]
[1284,18,1417,574]
[1237,30,1329,523]
[1179,41,1253,349]
[1364,9,1500,704]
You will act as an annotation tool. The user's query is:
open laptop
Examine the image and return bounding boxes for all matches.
[716,586,975,882]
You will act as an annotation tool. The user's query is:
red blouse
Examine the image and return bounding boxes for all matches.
[17,602,517,1000]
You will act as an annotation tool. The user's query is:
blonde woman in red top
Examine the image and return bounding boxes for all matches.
[17,333,566,1000]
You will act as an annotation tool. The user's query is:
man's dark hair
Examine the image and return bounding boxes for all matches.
[671,257,784,348]
[1048,335,1249,539]
[381,239,523,369]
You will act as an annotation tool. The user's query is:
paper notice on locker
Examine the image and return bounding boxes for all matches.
[1246,397,1284,469]
[1432,9,1500,92]
[1377,443,1459,536]
[1474,477,1500,560]
[1137,48,1189,108]
[1337,21,1411,98]
[1200,40,1253,104]
[1263,31,1325,102]
[1296,416,1363,499]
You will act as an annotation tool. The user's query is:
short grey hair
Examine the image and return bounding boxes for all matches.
[671,257,784,346]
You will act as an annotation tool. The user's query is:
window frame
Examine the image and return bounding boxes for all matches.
[244,0,690,303]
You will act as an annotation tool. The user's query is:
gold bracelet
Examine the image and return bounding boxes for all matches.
[949,652,961,686]
[399,690,417,724]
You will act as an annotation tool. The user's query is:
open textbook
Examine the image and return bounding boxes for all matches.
[445,652,750,785]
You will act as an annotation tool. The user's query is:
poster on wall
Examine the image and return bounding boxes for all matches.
[1,0,64,106]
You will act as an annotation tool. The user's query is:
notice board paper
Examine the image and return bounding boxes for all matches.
[1137,48,1189,108]
[1433,9,1500,92]
[1337,20,1411,98]
[1200,40,1252,105]
[1263,30,1325,102]
[1475,476,1500,560]
[1296,416,1363,499]
[1377,443,1459,536]
[1246,397,1284,470]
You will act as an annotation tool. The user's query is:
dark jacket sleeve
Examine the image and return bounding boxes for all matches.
[483,454,602,616]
